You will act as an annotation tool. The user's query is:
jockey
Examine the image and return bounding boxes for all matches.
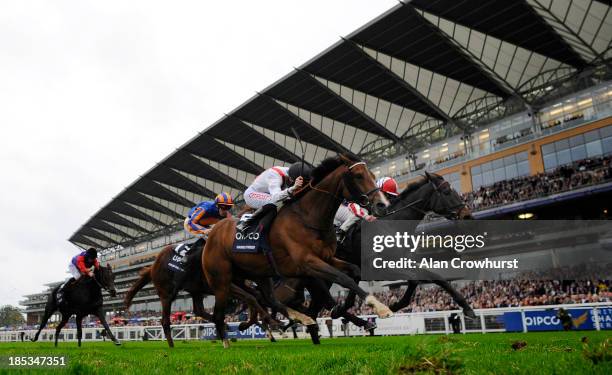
[333,177,398,243]
[184,192,234,250]
[57,248,99,304]
[334,201,377,243]
[69,247,100,279]
[237,162,312,232]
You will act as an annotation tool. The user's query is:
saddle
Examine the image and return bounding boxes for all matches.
[167,239,201,273]
[233,204,277,273]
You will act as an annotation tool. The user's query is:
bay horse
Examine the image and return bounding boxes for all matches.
[124,243,277,347]
[203,154,391,348]
[271,172,475,338]
[31,264,120,347]
[333,171,477,318]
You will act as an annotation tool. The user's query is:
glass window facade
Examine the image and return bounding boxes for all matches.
[471,151,529,189]
[441,172,461,192]
[541,125,612,171]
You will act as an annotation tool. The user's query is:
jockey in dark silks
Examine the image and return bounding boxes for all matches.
[57,248,99,304]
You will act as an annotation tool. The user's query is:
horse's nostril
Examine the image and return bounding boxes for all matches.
[374,202,387,216]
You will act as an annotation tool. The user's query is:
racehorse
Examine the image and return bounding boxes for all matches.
[31,264,120,347]
[333,172,477,318]
[124,243,277,347]
[272,172,476,338]
[203,154,391,348]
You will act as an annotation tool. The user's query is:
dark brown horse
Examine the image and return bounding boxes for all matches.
[271,172,475,338]
[333,172,477,318]
[203,154,391,348]
[32,265,118,347]
[124,243,275,347]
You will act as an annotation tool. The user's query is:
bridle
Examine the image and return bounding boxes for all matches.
[381,176,467,219]
[308,161,380,209]
[93,267,115,294]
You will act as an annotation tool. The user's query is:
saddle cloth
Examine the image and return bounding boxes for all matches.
[232,215,272,254]
[167,243,194,273]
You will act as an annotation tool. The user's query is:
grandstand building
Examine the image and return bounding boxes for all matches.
[21,0,612,325]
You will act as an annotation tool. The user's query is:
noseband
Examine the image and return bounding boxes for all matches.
[309,161,380,208]
[383,178,466,219]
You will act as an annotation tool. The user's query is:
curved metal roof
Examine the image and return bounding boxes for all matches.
[70,0,612,249]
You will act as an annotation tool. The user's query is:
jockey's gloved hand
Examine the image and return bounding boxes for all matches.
[293,176,304,190]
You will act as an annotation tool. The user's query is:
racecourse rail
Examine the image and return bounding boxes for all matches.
[2,303,610,342]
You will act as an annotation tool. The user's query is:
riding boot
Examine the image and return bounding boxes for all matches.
[335,227,347,245]
[256,204,278,235]
[236,203,277,233]
[189,237,205,253]
[236,206,264,232]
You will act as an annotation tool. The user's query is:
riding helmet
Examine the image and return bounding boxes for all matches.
[288,162,313,181]
[214,192,234,207]
[86,248,98,259]
[377,177,399,196]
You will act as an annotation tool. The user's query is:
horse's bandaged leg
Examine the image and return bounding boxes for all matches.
[286,307,316,325]
[365,295,393,318]
[223,338,230,349]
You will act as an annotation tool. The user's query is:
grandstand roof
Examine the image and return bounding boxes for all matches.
[70,0,612,249]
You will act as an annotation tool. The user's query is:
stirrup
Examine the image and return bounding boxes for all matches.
[336,229,347,244]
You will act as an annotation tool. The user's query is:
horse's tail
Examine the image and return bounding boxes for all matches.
[124,266,152,309]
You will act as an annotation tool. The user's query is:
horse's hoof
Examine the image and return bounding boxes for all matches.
[365,322,377,331]
[365,295,394,319]
[238,322,250,331]
[286,307,316,325]
[222,339,230,349]
[463,307,477,320]
[114,341,122,346]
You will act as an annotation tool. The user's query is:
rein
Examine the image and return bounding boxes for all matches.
[380,198,426,217]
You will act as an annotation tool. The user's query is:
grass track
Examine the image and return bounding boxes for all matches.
[0,331,610,374]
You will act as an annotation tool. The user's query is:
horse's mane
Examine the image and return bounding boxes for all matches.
[397,174,431,200]
[310,154,360,184]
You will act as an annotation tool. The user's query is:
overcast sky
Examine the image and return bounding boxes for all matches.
[0,1,397,307]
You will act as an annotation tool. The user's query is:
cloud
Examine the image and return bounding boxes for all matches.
[0,0,396,306]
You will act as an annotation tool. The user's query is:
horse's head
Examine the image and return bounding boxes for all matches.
[95,264,117,297]
[338,155,389,216]
[422,171,472,220]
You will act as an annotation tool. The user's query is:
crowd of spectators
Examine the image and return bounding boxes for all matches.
[464,155,612,211]
[433,151,465,166]
[542,112,585,130]
[492,128,533,148]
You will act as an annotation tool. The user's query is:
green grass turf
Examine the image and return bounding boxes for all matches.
[0,331,610,374]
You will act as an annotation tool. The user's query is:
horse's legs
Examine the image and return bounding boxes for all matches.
[96,308,120,346]
[332,290,356,319]
[32,301,56,342]
[54,314,69,347]
[191,293,213,322]
[389,281,419,312]
[256,278,315,326]
[229,283,277,325]
[303,256,392,318]
[160,297,174,348]
[433,279,476,319]
[206,255,233,348]
[76,314,84,347]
